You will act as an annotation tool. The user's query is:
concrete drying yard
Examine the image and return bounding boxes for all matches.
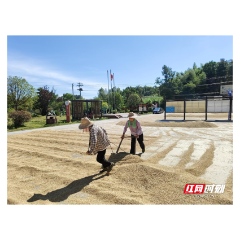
[7,113,233,204]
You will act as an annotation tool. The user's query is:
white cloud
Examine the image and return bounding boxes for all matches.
[7,56,108,97]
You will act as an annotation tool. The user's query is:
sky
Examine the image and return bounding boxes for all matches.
[7,35,233,99]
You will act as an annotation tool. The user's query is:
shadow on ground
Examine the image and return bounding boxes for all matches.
[27,172,106,203]
[27,152,135,203]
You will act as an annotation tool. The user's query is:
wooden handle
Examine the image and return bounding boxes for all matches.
[116,138,123,153]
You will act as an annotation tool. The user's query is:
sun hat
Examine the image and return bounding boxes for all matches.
[127,112,137,118]
[78,117,94,129]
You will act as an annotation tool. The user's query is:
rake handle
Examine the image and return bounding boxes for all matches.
[116,138,123,153]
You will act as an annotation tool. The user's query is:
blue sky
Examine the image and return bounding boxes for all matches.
[7,35,233,99]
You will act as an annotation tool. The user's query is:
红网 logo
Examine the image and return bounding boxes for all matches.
[184,184,225,194]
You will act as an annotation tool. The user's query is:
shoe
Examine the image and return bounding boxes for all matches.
[106,162,115,172]
[142,147,145,153]
[99,165,107,173]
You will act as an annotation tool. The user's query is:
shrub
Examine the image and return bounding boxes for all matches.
[148,107,153,112]
[8,110,32,128]
[7,108,15,114]
[55,110,59,116]
[32,112,39,117]
[112,110,117,114]
[7,116,13,128]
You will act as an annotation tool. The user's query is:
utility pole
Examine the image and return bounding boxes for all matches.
[77,82,83,99]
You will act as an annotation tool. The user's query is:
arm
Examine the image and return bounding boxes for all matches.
[89,128,97,154]
[121,120,128,139]
[100,126,107,135]
[136,120,142,136]
[123,120,128,134]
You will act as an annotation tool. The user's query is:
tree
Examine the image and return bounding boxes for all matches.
[7,76,35,110]
[161,65,176,83]
[193,62,197,71]
[202,61,217,78]
[228,59,233,75]
[63,93,74,101]
[102,102,108,109]
[155,65,178,99]
[7,94,12,109]
[106,92,124,111]
[114,92,124,110]
[216,58,229,77]
[36,86,56,115]
[126,93,141,109]
[98,87,108,101]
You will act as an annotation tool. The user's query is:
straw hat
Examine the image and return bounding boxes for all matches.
[78,117,94,129]
[127,112,137,118]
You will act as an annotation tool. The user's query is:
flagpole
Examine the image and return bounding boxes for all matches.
[110,69,113,112]
[107,70,110,113]
[113,73,115,111]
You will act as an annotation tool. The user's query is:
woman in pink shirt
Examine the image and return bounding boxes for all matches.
[121,112,145,154]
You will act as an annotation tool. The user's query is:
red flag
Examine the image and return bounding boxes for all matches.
[111,74,113,81]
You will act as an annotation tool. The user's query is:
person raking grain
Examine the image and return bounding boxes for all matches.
[121,112,145,154]
[79,117,115,173]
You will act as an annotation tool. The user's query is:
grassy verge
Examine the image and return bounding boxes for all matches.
[7,115,110,132]
[138,112,153,115]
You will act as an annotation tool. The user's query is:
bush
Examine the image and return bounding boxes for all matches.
[112,110,117,114]
[8,110,32,128]
[7,108,15,114]
[55,110,59,116]
[32,112,39,117]
[7,116,13,128]
[148,107,153,112]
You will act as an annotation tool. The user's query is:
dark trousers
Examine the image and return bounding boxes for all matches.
[96,149,111,168]
[130,134,145,154]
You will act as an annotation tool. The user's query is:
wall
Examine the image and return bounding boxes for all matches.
[166,100,232,113]
[207,100,232,113]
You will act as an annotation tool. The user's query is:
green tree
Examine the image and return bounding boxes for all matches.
[63,93,74,101]
[7,76,35,110]
[162,65,176,83]
[216,58,229,77]
[35,86,56,115]
[155,65,178,99]
[228,59,233,75]
[102,102,108,108]
[98,87,108,101]
[106,92,124,111]
[202,61,217,78]
[126,93,141,109]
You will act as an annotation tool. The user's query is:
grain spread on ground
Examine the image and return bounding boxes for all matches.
[117,120,218,128]
[7,127,232,205]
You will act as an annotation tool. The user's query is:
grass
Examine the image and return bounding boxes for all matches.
[139,112,153,115]
[7,115,110,132]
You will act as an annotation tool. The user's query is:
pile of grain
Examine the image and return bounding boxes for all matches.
[117,120,218,128]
